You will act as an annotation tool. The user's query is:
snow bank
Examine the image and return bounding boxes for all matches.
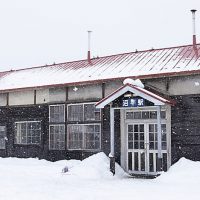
[157,157,200,184]
[0,156,200,200]
[64,152,127,179]
[123,78,144,88]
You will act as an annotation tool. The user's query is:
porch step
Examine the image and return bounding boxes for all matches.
[128,173,160,179]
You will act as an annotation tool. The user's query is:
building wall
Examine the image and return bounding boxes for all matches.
[36,88,49,104]
[1,76,200,164]
[49,87,66,102]
[68,84,102,101]
[9,90,34,105]
[145,74,200,96]
[0,93,7,106]
[171,94,200,163]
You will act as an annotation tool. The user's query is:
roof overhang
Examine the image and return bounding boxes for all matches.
[96,83,174,109]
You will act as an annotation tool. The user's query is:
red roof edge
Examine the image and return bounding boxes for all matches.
[0,43,199,74]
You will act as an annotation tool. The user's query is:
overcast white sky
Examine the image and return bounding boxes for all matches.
[0,0,199,71]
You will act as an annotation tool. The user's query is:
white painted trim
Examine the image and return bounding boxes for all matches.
[122,105,171,174]
[110,107,114,156]
[96,85,166,109]
[166,105,172,169]
[120,109,126,170]
[157,106,162,159]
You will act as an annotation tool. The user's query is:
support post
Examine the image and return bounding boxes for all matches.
[109,106,115,175]
[157,105,163,172]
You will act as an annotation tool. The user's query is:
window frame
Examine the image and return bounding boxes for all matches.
[125,109,166,120]
[14,121,41,145]
[49,104,66,150]
[0,125,6,150]
[49,124,66,150]
[67,102,101,122]
[67,123,101,151]
[49,104,65,123]
[67,102,102,151]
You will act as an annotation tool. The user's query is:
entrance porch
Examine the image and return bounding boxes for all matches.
[96,82,174,176]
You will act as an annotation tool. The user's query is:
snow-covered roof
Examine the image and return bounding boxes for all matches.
[0,44,200,92]
[96,83,174,108]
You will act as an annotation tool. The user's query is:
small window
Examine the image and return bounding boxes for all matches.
[126,112,134,119]
[126,110,166,120]
[49,125,65,150]
[84,104,100,121]
[0,126,6,149]
[14,121,41,145]
[68,104,83,121]
[49,104,65,123]
[68,124,100,150]
[68,103,100,122]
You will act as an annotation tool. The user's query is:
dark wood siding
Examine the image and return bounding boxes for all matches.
[98,105,121,164]
[0,105,49,158]
[0,103,115,162]
[171,95,200,164]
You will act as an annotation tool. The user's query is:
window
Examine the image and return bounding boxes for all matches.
[68,124,100,150]
[49,104,65,123]
[0,126,6,149]
[126,110,166,120]
[68,104,83,121]
[68,103,100,122]
[49,125,65,150]
[49,104,65,150]
[149,124,167,150]
[67,103,101,150]
[14,121,41,145]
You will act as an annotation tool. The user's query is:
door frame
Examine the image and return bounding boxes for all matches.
[120,105,171,174]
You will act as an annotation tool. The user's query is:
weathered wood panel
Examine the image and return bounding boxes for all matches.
[171,95,200,163]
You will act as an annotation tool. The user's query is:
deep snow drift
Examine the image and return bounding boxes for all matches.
[0,153,200,200]
[63,152,127,179]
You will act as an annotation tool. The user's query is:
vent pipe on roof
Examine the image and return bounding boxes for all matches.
[87,31,92,64]
[191,9,198,55]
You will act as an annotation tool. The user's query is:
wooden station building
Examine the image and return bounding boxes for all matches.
[0,42,200,176]
[0,9,200,175]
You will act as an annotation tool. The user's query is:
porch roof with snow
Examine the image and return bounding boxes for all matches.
[0,44,200,92]
[96,83,174,108]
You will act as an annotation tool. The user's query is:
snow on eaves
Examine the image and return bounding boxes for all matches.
[0,44,200,91]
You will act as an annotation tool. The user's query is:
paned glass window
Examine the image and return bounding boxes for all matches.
[49,125,65,150]
[68,103,100,122]
[126,110,166,120]
[49,104,66,150]
[67,103,101,150]
[49,104,65,123]
[68,124,100,150]
[0,126,6,149]
[14,121,41,145]
[68,104,83,121]
[149,124,167,150]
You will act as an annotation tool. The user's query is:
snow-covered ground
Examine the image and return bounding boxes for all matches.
[0,152,200,200]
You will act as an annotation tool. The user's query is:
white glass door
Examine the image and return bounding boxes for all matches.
[127,123,168,175]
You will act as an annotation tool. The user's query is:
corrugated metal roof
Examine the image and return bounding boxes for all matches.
[0,44,200,92]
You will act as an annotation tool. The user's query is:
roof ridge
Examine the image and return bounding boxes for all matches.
[0,43,198,73]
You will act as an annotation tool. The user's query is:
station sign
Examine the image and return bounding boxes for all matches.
[122,97,145,107]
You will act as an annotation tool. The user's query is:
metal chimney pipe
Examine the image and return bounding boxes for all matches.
[87,31,92,64]
[191,9,197,47]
